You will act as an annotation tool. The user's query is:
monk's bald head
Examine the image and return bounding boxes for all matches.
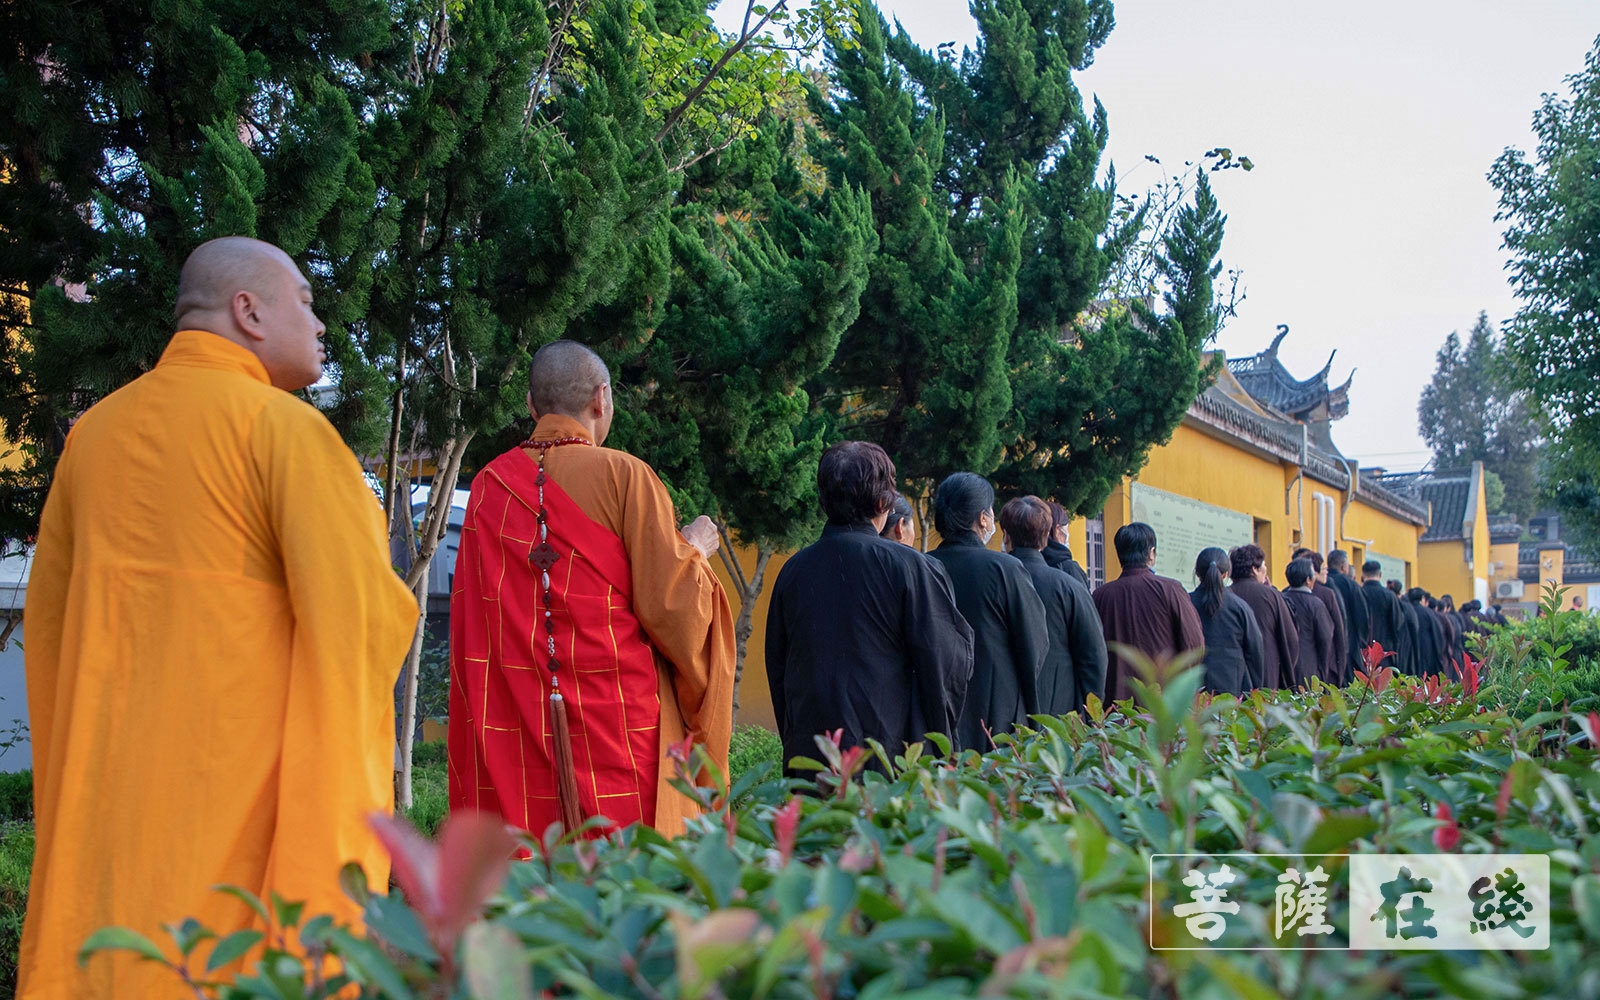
[528,341,609,417]
[175,237,301,322]
[173,236,327,392]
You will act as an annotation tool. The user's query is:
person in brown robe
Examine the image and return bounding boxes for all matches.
[1282,558,1336,685]
[1294,548,1349,685]
[450,341,737,839]
[1091,522,1205,702]
[1229,543,1300,688]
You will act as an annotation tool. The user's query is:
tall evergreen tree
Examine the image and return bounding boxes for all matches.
[0,0,395,542]
[1416,312,1542,520]
[808,0,1228,523]
[1492,35,1600,548]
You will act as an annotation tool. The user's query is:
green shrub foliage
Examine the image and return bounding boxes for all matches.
[81,659,1600,999]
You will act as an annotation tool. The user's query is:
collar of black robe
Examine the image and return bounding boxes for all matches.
[1011,547,1047,565]
[1118,564,1154,579]
[822,521,881,538]
[937,531,986,549]
[1046,538,1075,557]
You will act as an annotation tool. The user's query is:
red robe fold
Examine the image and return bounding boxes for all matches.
[449,448,660,835]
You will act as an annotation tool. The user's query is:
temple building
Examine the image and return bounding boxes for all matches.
[1376,465,1492,607]
[1081,325,1431,591]
[1486,512,1600,615]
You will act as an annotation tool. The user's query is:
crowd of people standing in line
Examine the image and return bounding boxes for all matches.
[765,441,1505,766]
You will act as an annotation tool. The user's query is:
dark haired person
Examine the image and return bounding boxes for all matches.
[880,494,917,547]
[1406,588,1447,677]
[1282,558,1336,685]
[1000,497,1107,715]
[928,473,1048,749]
[1092,522,1205,702]
[1440,594,1469,675]
[1229,544,1301,688]
[1360,560,1405,669]
[1387,580,1420,675]
[765,443,973,772]
[1190,547,1264,695]
[1294,547,1349,685]
[1042,501,1091,589]
[1326,549,1371,680]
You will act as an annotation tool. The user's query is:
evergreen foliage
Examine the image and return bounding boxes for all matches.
[0,0,394,542]
[1416,312,1542,521]
[807,0,1230,518]
[1491,35,1600,547]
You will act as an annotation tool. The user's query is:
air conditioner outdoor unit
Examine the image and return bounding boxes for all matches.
[1496,580,1525,599]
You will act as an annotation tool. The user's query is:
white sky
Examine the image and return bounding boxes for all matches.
[716,0,1599,472]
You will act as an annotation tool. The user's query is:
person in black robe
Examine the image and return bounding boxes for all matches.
[1282,558,1336,685]
[1389,580,1421,676]
[1093,522,1206,702]
[1405,589,1446,677]
[766,443,974,773]
[1043,501,1092,589]
[1327,550,1371,679]
[1230,544,1301,688]
[1441,595,1469,674]
[880,493,917,547]
[927,472,1048,750]
[1189,547,1264,695]
[999,497,1107,715]
[1294,548,1349,686]
[1359,561,1405,670]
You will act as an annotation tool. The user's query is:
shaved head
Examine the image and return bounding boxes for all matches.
[173,236,326,392]
[529,341,609,417]
[175,237,301,320]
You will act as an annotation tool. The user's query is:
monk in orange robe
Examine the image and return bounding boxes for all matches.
[19,237,418,998]
[449,341,736,839]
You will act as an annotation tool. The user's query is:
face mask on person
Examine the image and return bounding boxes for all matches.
[978,508,996,545]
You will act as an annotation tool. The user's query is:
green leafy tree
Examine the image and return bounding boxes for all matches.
[807,0,1230,526]
[0,0,395,543]
[599,117,875,705]
[1416,311,1542,520]
[1492,35,1600,548]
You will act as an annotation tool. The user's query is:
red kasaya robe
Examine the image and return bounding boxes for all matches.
[449,415,736,838]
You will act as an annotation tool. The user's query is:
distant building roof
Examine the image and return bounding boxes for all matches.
[1225,325,1353,423]
[1489,513,1523,545]
[1381,468,1476,542]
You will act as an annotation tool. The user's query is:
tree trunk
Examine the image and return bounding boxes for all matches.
[394,427,476,809]
[729,543,773,720]
[396,572,428,810]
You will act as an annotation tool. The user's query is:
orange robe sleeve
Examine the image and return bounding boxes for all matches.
[21,432,74,812]
[252,400,419,921]
[614,460,736,831]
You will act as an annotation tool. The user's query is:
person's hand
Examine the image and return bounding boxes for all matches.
[681,515,720,559]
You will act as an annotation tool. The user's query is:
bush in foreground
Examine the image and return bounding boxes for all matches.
[83,657,1600,999]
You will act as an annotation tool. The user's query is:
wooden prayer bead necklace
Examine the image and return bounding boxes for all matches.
[523,435,592,833]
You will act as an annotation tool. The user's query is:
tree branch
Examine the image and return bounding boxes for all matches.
[653,0,786,145]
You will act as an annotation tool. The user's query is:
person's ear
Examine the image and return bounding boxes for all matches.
[233,290,266,342]
[591,382,609,417]
[526,391,541,420]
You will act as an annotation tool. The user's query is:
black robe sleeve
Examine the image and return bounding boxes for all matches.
[1064,577,1107,713]
[1315,601,1334,682]
[905,557,976,741]
[1240,600,1266,690]
[1008,572,1049,716]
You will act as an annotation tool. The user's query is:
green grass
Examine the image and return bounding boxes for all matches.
[403,741,449,838]
[0,822,34,999]
[727,724,782,785]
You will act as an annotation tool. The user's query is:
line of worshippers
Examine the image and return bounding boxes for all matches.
[765,444,1490,765]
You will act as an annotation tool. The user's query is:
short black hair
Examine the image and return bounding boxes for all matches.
[1230,543,1265,582]
[880,493,914,537]
[1286,557,1314,588]
[1361,560,1381,577]
[999,496,1052,550]
[1387,579,1402,593]
[933,472,994,537]
[817,442,897,525]
[1293,547,1324,573]
[1046,500,1071,530]
[1327,549,1350,570]
[1113,522,1157,569]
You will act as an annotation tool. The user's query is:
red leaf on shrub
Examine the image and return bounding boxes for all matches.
[1361,641,1396,673]
[772,798,801,865]
[1461,654,1481,697]
[1586,712,1600,747]
[370,810,516,963]
[1433,802,1460,852]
